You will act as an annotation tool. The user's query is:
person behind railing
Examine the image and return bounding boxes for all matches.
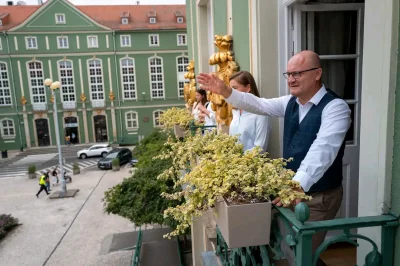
[197,50,351,266]
[228,71,271,153]
[191,89,208,123]
[197,92,216,131]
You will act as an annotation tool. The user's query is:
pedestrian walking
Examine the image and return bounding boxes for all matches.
[65,135,71,146]
[36,173,50,197]
[71,132,76,144]
[52,167,59,186]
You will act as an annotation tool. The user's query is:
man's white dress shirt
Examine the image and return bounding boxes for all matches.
[229,108,271,153]
[226,85,351,192]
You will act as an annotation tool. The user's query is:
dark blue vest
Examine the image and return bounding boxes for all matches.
[283,90,346,194]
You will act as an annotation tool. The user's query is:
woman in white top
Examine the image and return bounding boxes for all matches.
[198,92,216,128]
[191,89,208,122]
[229,71,271,153]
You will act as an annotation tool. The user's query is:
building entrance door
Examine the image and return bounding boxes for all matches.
[289,1,364,219]
[93,115,108,142]
[35,118,50,146]
[64,117,79,144]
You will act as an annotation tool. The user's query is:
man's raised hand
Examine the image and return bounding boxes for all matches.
[197,73,232,98]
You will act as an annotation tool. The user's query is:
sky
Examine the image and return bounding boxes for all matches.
[6,0,185,5]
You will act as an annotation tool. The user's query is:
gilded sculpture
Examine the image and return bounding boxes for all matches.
[183,60,197,109]
[50,95,54,104]
[80,93,87,102]
[20,96,27,105]
[109,91,115,101]
[208,35,238,125]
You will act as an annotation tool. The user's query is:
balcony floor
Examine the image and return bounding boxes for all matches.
[320,242,356,266]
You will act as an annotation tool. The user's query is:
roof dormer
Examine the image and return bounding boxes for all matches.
[148,11,156,24]
[175,11,184,23]
[0,13,10,27]
[121,12,130,25]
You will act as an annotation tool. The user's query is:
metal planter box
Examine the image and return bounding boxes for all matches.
[214,198,271,248]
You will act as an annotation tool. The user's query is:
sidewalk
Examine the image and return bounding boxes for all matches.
[0,150,21,162]
[0,167,134,266]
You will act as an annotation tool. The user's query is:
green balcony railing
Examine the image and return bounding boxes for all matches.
[189,120,217,136]
[132,228,143,266]
[215,202,399,266]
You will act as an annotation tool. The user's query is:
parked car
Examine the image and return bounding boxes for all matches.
[97,148,132,170]
[77,144,112,159]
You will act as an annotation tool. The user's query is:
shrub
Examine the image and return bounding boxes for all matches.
[28,165,36,174]
[0,214,19,241]
[112,158,120,167]
[103,130,182,230]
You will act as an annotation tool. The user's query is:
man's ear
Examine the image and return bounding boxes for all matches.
[315,68,323,82]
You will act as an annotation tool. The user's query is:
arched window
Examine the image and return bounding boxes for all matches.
[1,119,15,137]
[87,59,104,100]
[125,111,139,129]
[121,58,137,100]
[58,60,75,102]
[148,57,164,98]
[27,61,45,103]
[176,56,189,98]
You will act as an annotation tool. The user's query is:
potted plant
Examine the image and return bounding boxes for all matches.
[72,162,80,175]
[157,131,311,247]
[159,107,193,139]
[112,158,120,171]
[28,165,36,179]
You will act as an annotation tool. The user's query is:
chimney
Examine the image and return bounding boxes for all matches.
[7,1,13,6]
[136,1,139,5]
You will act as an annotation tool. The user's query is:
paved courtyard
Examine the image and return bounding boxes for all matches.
[0,167,135,266]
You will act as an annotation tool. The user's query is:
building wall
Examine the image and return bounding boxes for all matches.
[0,3,188,150]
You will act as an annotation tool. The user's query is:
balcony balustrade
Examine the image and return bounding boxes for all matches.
[62,101,76,110]
[32,103,47,111]
[91,99,105,108]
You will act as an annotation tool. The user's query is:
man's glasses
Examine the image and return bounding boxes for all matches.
[283,67,320,80]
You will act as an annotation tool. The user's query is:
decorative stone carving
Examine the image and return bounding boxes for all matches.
[50,95,54,104]
[208,35,239,126]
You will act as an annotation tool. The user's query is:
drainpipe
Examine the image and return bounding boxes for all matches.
[3,31,24,151]
[112,30,123,143]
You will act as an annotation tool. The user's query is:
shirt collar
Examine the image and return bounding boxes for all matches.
[295,85,327,106]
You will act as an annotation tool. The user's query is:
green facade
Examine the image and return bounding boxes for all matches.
[0,0,188,150]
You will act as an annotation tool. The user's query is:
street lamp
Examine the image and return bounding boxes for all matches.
[44,78,66,196]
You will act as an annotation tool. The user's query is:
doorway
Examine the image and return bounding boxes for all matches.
[289,2,364,219]
[64,117,79,144]
[93,115,108,142]
[35,119,50,146]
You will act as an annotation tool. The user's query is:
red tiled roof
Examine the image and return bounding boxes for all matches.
[0,4,186,31]
[0,6,39,30]
[77,5,186,31]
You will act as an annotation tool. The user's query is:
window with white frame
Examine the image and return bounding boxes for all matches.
[0,39,3,50]
[177,56,189,98]
[57,36,69,49]
[25,37,37,49]
[87,35,98,48]
[121,35,131,47]
[149,17,156,24]
[88,59,104,100]
[177,34,187,46]
[149,34,159,47]
[27,61,45,103]
[177,17,184,23]
[125,111,138,129]
[149,57,164,98]
[153,110,164,127]
[58,60,75,102]
[1,119,15,137]
[55,13,65,24]
[0,63,11,106]
[121,58,137,100]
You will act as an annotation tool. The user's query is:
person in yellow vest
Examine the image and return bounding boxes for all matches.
[36,173,50,198]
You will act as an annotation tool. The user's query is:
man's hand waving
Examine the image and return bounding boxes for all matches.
[197,73,232,98]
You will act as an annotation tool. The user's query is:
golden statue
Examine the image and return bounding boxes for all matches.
[80,93,87,103]
[20,96,27,105]
[208,35,238,125]
[183,60,197,109]
[109,91,115,101]
[50,95,54,104]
